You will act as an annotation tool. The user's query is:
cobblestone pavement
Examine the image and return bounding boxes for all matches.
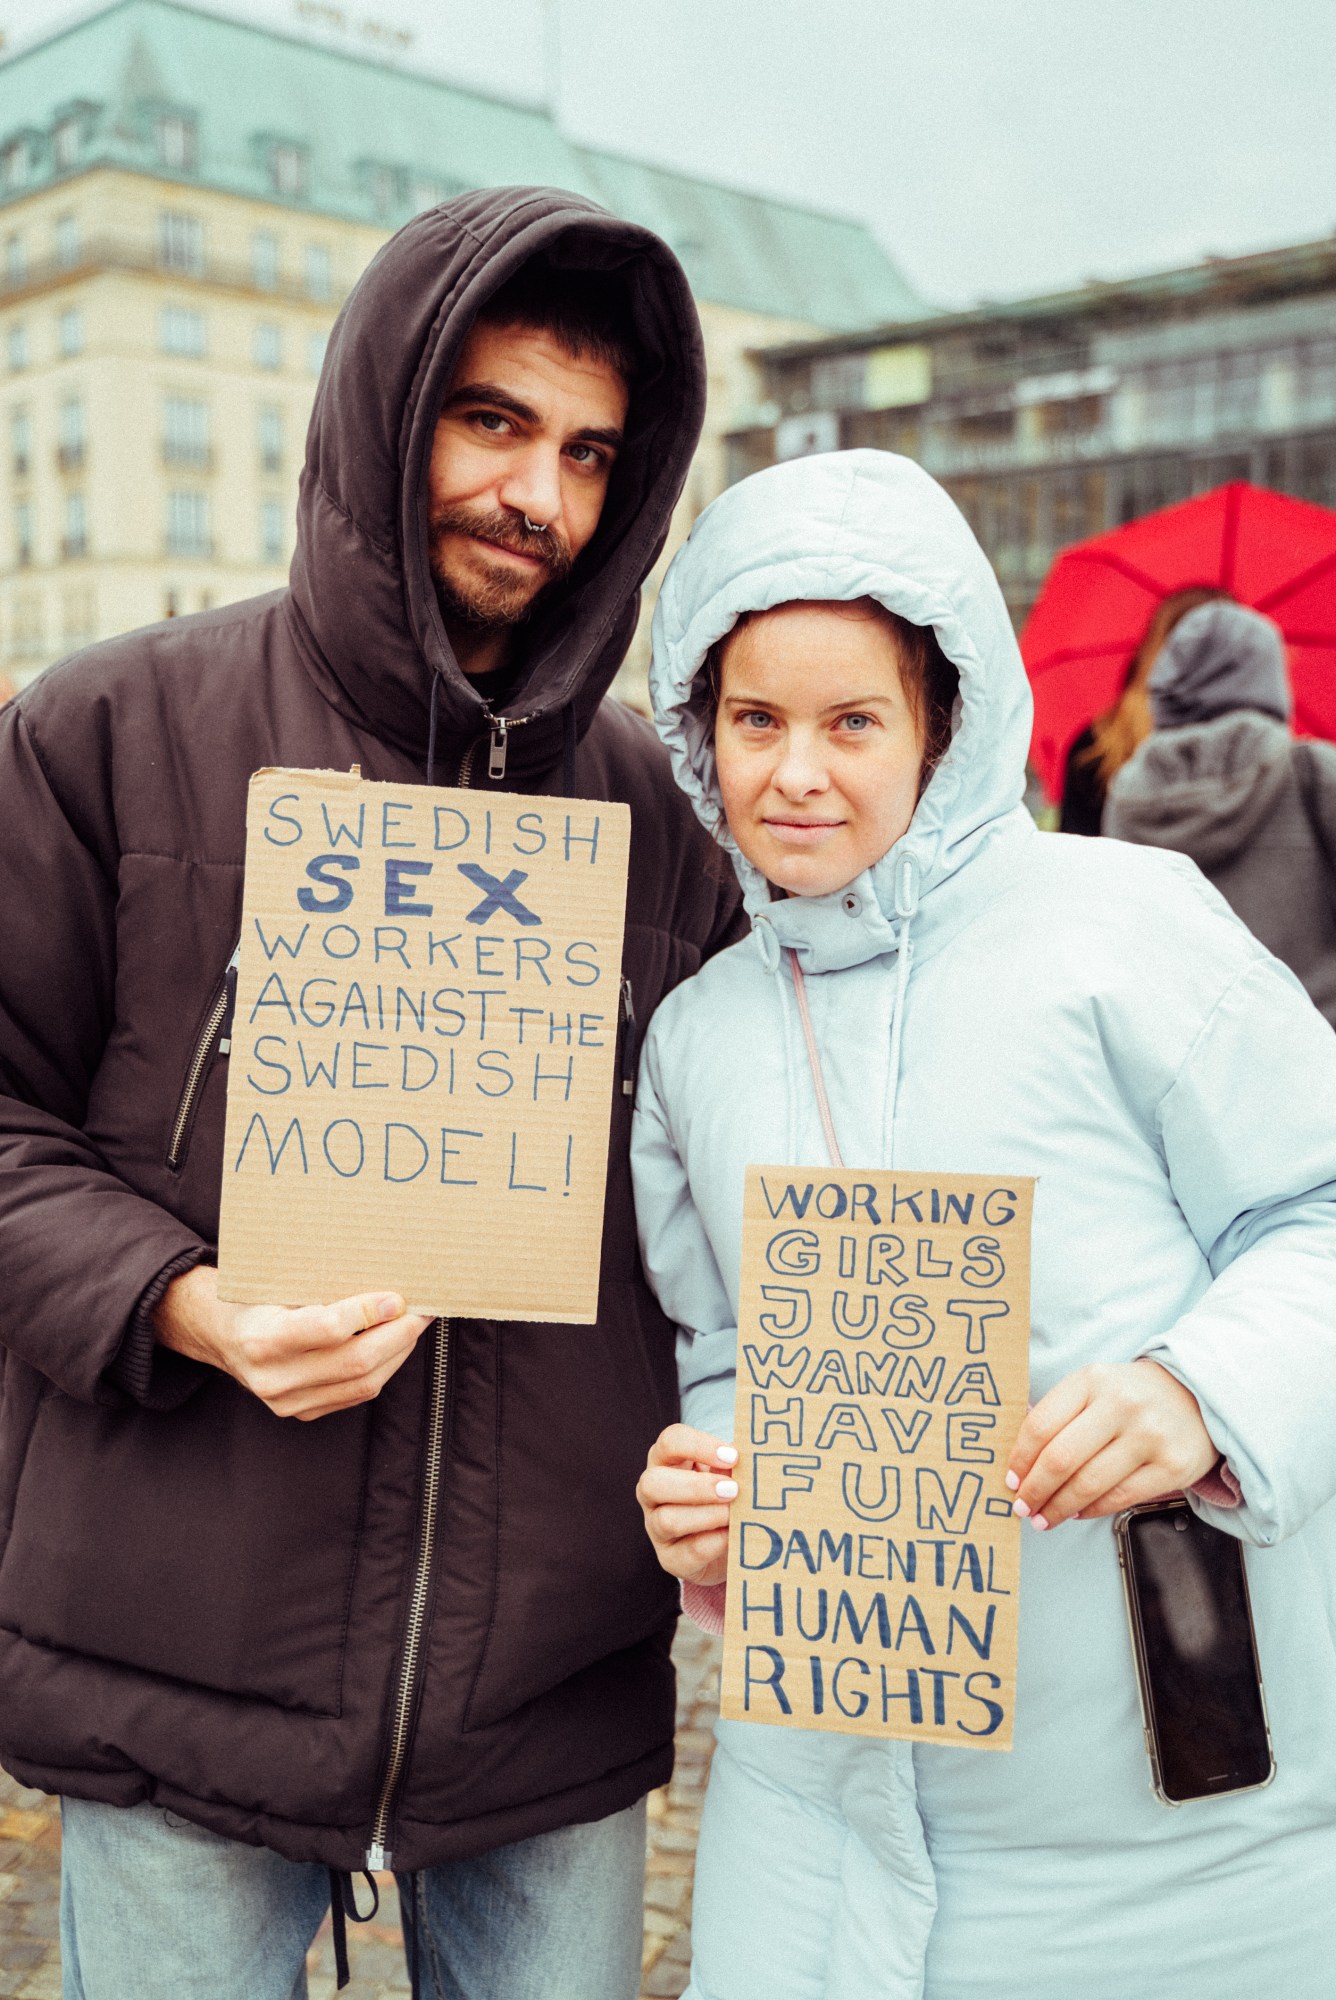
[0,1623,721,2000]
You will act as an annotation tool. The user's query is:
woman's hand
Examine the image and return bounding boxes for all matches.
[637,1424,739,1587]
[1006,1359,1219,1531]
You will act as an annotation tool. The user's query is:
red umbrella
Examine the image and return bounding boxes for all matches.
[1022,482,1336,801]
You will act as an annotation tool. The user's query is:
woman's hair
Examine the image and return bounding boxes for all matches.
[1076,587,1230,791]
[703,597,959,797]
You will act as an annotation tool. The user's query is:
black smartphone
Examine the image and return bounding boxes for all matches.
[1114,1497,1274,1806]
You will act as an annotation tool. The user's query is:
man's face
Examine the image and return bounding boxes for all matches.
[427,320,629,631]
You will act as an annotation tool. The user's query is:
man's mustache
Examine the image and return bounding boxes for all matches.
[429,504,574,582]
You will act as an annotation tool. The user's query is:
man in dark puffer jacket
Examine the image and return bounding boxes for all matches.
[0,189,740,1998]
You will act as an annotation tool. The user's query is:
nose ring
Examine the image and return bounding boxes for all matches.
[523,516,548,534]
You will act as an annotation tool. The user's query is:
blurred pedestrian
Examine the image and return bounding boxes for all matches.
[1059,585,1223,833]
[1105,600,1336,1026]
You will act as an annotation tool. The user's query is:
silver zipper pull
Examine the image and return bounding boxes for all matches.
[218,941,241,1056]
[488,718,508,782]
[366,1840,390,1871]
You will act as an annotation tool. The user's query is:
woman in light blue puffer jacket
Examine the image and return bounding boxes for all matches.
[629,450,1336,2000]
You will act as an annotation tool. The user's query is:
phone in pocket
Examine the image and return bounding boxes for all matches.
[1114,1496,1274,1806]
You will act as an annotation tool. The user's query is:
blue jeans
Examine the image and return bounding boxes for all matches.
[59,1794,647,2000]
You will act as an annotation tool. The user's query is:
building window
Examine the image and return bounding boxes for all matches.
[367,163,399,219]
[62,490,87,559]
[253,321,282,370]
[251,230,279,292]
[269,142,308,200]
[305,243,331,302]
[2,140,32,193]
[57,308,83,358]
[4,235,23,286]
[52,117,81,172]
[57,396,85,470]
[410,177,448,215]
[260,498,285,563]
[258,403,282,474]
[157,114,197,173]
[1297,337,1336,420]
[12,590,43,658]
[14,498,32,567]
[163,396,210,468]
[160,306,206,357]
[306,330,327,377]
[159,212,204,277]
[54,213,80,269]
[166,489,211,557]
[11,406,30,477]
[7,324,27,372]
[62,582,95,646]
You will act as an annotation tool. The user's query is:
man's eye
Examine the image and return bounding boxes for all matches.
[474,411,510,433]
[566,442,606,468]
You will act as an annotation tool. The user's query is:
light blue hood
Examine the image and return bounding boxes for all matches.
[649,449,1034,974]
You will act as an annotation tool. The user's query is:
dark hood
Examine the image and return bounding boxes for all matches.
[1104,711,1295,868]
[1147,601,1291,730]
[285,186,706,783]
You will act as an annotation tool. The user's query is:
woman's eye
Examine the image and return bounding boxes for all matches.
[739,710,775,730]
[837,712,875,733]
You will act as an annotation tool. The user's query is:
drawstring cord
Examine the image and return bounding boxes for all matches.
[562,700,577,795]
[787,853,919,1167]
[426,672,441,788]
[788,953,844,1169]
[327,1869,381,1990]
[885,855,919,1153]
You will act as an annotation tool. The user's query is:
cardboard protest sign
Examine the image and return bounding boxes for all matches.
[217,767,630,1322]
[720,1168,1034,1750]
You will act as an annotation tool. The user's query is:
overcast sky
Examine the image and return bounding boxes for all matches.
[6,0,1334,309]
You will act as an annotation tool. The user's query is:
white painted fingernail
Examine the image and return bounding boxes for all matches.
[1013,1497,1031,1518]
[717,1446,739,1465]
[715,1480,739,1500]
[1004,1470,1020,1491]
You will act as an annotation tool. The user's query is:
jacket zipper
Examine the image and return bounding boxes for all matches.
[165,941,240,1171]
[366,713,519,1868]
[456,708,536,789]
[619,975,638,1101]
[366,1314,449,1871]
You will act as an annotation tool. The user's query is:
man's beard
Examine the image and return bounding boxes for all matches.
[428,503,574,628]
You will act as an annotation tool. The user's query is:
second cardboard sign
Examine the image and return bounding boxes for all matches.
[720,1167,1034,1750]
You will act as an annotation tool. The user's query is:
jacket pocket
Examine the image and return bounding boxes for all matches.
[165,942,239,1172]
[461,1279,679,1732]
[0,1374,371,1714]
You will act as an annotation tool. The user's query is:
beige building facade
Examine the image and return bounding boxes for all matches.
[0,0,919,700]
[1,169,381,680]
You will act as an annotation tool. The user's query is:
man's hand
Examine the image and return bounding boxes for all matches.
[1006,1358,1219,1531]
[636,1424,739,1588]
[153,1265,433,1421]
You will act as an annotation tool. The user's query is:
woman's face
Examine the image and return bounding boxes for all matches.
[714,601,925,899]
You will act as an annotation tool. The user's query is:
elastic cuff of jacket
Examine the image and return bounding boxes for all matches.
[110,1246,216,1409]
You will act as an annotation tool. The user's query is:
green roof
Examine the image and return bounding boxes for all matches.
[0,0,922,330]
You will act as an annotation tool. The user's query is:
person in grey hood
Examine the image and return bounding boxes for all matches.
[0,189,740,1999]
[1105,600,1336,1027]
